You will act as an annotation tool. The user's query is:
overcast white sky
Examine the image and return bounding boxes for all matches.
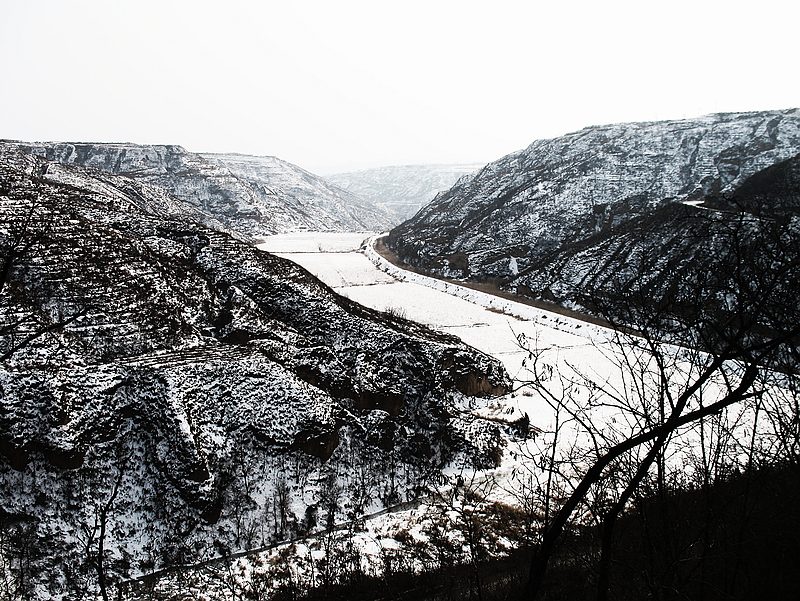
[1,1,798,174]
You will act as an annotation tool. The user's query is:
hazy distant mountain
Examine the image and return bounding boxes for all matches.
[328,163,484,222]
[201,152,395,233]
[0,141,393,237]
[0,147,509,598]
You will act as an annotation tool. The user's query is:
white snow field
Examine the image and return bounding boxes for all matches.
[258,231,618,426]
[258,232,772,478]
[255,231,375,253]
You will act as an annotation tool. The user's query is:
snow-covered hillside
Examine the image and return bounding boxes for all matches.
[388,110,800,282]
[0,148,511,600]
[201,152,394,232]
[327,163,483,221]
[514,154,800,328]
[0,141,393,237]
[386,110,800,338]
[151,228,798,599]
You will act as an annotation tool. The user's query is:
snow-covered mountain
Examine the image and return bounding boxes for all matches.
[515,154,800,354]
[0,147,510,599]
[0,142,393,237]
[328,163,484,221]
[388,110,800,284]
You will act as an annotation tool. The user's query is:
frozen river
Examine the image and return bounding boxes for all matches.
[256,231,765,497]
[257,231,618,425]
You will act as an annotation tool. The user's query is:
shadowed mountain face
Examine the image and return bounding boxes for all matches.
[387,110,800,284]
[0,148,510,599]
[706,150,800,219]
[0,141,393,237]
[521,174,800,353]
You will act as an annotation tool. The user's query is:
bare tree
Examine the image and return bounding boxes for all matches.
[0,512,37,601]
[77,446,127,601]
[516,211,800,599]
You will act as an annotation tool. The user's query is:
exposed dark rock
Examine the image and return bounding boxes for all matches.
[291,427,341,461]
[355,389,406,416]
[439,348,512,397]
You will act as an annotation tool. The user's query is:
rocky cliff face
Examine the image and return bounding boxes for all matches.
[0,148,510,599]
[328,163,483,221]
[0,141,393,238]
[387,110,800,282]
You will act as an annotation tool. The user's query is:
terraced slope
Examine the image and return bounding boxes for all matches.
[0,148,509,600]
[0,141,393,237]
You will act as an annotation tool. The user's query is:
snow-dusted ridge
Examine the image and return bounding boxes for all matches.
[0,140,394,237]
[388,109,800,282]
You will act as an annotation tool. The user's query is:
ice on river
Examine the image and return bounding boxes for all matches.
[257,231,617,426]
[257,231,373,253]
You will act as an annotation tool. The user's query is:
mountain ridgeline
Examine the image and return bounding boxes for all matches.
[386,109,800,339]
[0,147,511,599]
[0,141,394,237]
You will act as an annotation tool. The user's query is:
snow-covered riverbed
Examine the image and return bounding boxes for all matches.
[258,231,617,426]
